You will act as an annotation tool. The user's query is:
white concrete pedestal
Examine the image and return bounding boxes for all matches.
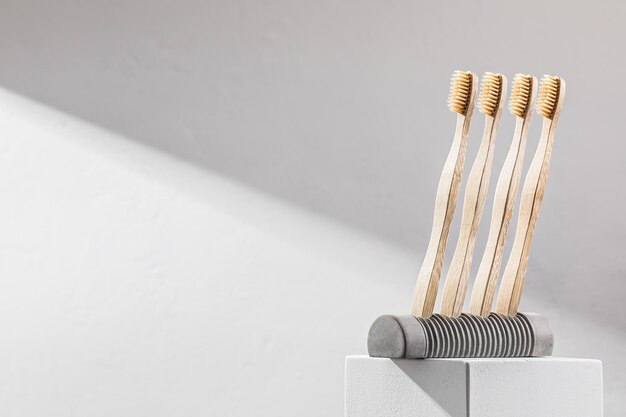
[345,355,602,417]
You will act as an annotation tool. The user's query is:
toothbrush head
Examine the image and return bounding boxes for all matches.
[448,70,474,115]
[537,75,563,119]
[479,72,505,117]
[509,74,534,118]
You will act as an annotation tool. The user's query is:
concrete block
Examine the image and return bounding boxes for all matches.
[345,355,602,417]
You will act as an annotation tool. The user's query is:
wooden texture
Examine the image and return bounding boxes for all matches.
[411,73,478,318]
[469,77,537,317]
[440,75,506,317]
[496,78,566,315]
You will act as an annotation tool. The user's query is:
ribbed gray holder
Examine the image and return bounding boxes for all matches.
[367,312,553,359]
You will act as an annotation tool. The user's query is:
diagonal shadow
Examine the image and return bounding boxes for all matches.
[392,358,466,417]
[1,0,626,334]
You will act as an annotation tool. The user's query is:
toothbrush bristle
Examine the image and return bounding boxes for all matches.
[537,75,561,119]
[448,70,473,115]
[479,72,503,117]
[509,74,533,117]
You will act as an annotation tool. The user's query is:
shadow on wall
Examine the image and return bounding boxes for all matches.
[1,0,626,329]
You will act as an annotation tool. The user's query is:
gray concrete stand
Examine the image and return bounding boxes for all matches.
[345,355,603,417]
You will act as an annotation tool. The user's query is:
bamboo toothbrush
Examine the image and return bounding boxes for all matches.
[496,75,566,316]
[469,74,537,317]
[411,70,478,318]
[440,73,507,317]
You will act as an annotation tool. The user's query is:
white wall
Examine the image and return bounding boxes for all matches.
[0,0,624,415]
[0,90,421,415]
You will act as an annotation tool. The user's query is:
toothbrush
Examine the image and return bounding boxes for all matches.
[469,74,537,317]
[496,75,566,315]
[440,72,506,317]
[411,70,478,318]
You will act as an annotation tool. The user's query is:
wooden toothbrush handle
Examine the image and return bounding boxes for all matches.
[411,114,471,317]
[469,117,530,316]
[440,115,498,316]
[496,119,556,315]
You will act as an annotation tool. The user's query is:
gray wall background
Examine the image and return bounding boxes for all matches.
[0,0,624,415]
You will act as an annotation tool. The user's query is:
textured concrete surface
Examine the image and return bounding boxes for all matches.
[367,313,553,358]
[346,355,603,417]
